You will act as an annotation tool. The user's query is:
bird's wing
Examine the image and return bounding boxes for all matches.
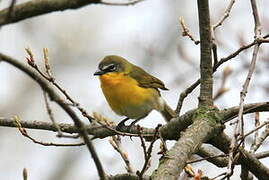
[129,65,168,90]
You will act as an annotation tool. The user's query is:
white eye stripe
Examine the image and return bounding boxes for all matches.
[102,64,116,71]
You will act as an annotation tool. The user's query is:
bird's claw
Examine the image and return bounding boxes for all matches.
[116,121,126,131]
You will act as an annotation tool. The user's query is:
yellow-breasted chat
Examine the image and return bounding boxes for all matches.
[94,55,175,129]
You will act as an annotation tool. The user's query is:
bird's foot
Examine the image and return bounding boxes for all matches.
[116,117,129,131]
[126,124,134,132]
[116,122,125,131]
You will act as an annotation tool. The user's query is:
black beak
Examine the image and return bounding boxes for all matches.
[94,70,106,76]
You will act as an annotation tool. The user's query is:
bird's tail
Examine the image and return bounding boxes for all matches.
[160,101,176,122]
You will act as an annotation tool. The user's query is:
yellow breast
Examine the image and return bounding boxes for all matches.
[99,72,156,117]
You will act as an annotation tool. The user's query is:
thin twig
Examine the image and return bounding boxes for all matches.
[92,112,154,138]
[137,125,161,179]
[25,48,94,123]
[43,90,63,137]
[179,17,200,45]
[175,36,269,115]
[213,66,232,101]
[175,79,200,115]
[228,0,262,177]
[43,90,79,138]
[250,112,260,152]
[14,116,85,147]
[187,154,228,164]
[213,0,236,31]
[250,119,269,152]
[109,136,134,173]
[239,119,269,142]
[101,0,146,6]
[5,0,16,21]
[212,172,227,180]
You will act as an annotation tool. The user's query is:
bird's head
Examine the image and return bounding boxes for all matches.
[94,55,132,76]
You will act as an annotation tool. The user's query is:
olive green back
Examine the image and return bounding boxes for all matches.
[129,65,168,91]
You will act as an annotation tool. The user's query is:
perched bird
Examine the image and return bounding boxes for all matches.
[94,55,175,128]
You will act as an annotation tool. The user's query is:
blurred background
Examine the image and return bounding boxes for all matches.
[0,0,269,179]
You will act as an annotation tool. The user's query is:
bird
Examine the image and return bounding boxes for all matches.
[94,55,175,129]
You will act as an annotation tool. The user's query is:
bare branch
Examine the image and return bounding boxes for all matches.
[210,133,269,179]
[5,0,17,22]
[175,80,200,115]
[250,112,260,152]
[0,117,157,139]
[109,136,134,173]
[175,35,269,115]
[239,119,269,142]
[0,0,146,26]
[25,48,94,123]
[152,111,222,179]
[196,146,229,168]
[250,0,262,38]
[43,90,66,137]
[197,0,213,107]
[228,0,262,176]
[250,121,269,152]
[14,116,85,147]
[213,66,232,101]
[213,0,236,30]
[221,102,269,122]
[255,150,269,159]
[137,125,160,178]
[179,17,200,45]
[101,0,146,6]
[0,52,106,180]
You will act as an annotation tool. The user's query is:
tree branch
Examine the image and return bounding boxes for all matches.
[1,101,269,140]
[221,102,269,122]
[212,0,236,31]
[175,35,269,114]
[210,133,269,179]
[107,173,150,180]
[197,0,213,107]
[0,53,106,180]
[151,109,222,179]
[0,0,99,26]
[0,0,145,26]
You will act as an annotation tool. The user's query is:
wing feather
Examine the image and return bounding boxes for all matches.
[129,65,168,90]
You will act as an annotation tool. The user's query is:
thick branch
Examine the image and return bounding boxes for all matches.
[197,0,213,107]
[221,102,269,123]
[0,0,146,26]
[151,110,222,180]
[0,0,100,26]
[196,146,228,167]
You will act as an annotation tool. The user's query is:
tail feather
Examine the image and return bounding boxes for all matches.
[160,102,176,122]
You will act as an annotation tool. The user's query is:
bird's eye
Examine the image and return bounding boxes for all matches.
[108,64,116,71]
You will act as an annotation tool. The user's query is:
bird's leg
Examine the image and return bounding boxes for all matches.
[116,117,129,130]
[126,118,141,132]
